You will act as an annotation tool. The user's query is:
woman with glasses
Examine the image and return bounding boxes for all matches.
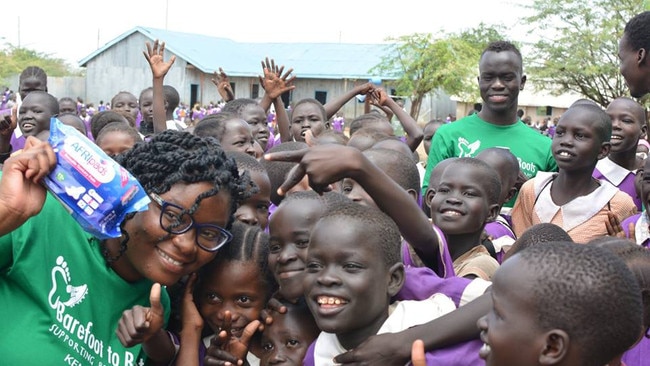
[0,131,252,365]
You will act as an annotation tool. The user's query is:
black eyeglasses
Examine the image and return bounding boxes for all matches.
[149,193,232,252]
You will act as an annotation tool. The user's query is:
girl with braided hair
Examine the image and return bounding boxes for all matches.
[0,130,253,364]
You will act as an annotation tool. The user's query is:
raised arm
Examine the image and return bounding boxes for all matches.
[258,58,296,143]
[143,40,176,134]
[369,88,423,152]
[0,137,56,236]
[265,144,439,268]
[211,68,235,103]
[323,82,374,120]
[0,107,16,161]
[334,291,492,365]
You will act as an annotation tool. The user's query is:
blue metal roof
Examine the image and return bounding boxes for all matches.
[79,26,396,80]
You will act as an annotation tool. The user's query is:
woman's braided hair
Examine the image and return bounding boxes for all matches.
[104,130,254,261]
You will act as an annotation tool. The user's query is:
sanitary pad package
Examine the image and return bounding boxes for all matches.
[44,117,150,239]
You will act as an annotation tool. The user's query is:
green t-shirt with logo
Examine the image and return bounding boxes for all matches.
[0,190,170,365]
[422,114,558,206]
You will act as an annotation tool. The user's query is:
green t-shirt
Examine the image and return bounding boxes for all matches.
[422,114,558,206]
[0,190,170,365]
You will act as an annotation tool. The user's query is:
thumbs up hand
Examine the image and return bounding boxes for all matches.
[116,283,166,347]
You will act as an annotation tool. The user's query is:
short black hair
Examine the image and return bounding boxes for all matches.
[163,85,180,111]
[193,112,240,141]
[511,242,642,365]
[481,41,523,70]
[227,151,267,175]
[320,200,401,268]
[363,148,420,194]
[624,11,650,54]
[349,114,390,136]
[19,66,47,85]
[564,104,612,144]
[23,91,59,118]
[315,129,349,145]
[57,113,87,136]
[222,98,259,116]
[90,111,129,139]
[282,190,350,211]
[505,223,572,260]
[260,141,309,205]
[444,158,501,205]
[95,122,142,146]
[291,98,327,121]
[476,147,520,198]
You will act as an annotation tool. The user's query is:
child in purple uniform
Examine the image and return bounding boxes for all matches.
[621,156,650,247]
[593,97,647,211]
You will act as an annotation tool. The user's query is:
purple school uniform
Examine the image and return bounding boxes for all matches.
[402,225,456,278]
[484,214,516,263]
[622,336,650,366]
[622,213,650,248]
[303,338,484,366]
[593,157,642,211]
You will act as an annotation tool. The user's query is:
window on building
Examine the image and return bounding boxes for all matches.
[251,84,260,99]
[315,91,327,105]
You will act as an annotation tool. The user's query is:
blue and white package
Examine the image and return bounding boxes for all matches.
[44,117,150,240]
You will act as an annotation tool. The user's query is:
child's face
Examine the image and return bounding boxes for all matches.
[111,93,139,121]
[619,32,649,99]
[19,76,46,100]
[139,90,154,125]
[423,123,441,155]
[478,50,525,115]
[221,119,257,157]
[259,308,320,366]
[291,102,328,143]
[430,165,497,235]
[18,93,55,137]
[268,199,323,301]
[241,104,270,151]
[303,217,400,349]
[235,170,271,229]
[606,98,646,154]
[59,100,77,115]
[340,178,377,208]
[198,260,267,338]
[552,110,609,172]
[477,255,546,366]
[97,131,137,158]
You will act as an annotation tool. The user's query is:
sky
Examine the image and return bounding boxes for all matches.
[2,0,534,67]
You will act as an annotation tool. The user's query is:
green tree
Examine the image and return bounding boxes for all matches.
[0,44,81,86]
[523,0,643,107]
[370,24,505,120]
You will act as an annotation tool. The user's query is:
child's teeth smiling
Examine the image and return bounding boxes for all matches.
[442,209,462,216]
[317,296,347,306]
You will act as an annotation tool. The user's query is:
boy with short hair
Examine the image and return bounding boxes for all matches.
[302,201,477,365]
[477,241,642,366]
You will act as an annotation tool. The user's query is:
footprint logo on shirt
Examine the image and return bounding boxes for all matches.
[48,256,88,309]
[457,138,481,157]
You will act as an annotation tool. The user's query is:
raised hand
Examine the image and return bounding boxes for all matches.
[116,283,165,347]
[605,212,626,238]
[0,136,56,235]
[205,310,262,364]
[143,39,176,79]
[259,57,296,100]
[211,68,235,102]
[264,144,365,196]
[0,106,16,137]
[369,87,390,107]
[181,273,204,332]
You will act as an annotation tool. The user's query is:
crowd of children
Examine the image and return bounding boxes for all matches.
[0,10,650,366]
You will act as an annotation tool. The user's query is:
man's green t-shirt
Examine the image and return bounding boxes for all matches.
[422,114,557,206]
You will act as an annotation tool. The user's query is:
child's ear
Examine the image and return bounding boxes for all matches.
[387,262,405,297]
[424,187,436,214]
[538,330,569,365]
[486,203,501,223]
[598,141,611,160]
[406,188,418,203]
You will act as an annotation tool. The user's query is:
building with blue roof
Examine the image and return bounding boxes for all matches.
[79,26,428,120]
